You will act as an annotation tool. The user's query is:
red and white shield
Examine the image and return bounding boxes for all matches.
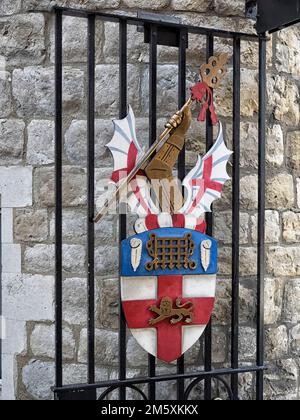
[98,103,231,363]
[121,228,217,363]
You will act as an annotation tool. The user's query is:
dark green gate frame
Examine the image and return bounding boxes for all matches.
[49,5,267,401]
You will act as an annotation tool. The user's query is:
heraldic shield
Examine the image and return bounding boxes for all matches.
[121,228,217,363]
[96,54,232,364]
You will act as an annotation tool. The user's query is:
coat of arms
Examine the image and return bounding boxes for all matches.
[96,54,232,363]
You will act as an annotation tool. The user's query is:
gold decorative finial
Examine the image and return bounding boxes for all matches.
[200,53,230,89]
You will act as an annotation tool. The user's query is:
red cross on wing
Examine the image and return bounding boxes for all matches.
[178,122,232,218]
[106,105,159,217]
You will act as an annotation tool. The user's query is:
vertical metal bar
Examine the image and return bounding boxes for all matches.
[87,14,96,386]
[148,355,156,400]
[204,34,214,401]
[55,10,63,387]
[177,28,188,401]
[231,36,241,400]
[257,35,267,401]
[119,19,128,400]
[55,8,63,390]
[148,23,158,400]
[149,25,158,145]
[177,28,187,181]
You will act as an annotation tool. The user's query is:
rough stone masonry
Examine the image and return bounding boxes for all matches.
[0,0,299,400]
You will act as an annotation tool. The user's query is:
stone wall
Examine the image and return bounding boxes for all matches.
[0,0,299,400]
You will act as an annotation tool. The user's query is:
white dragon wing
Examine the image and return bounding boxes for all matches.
[107,105,143,183]
[179,122,232,217]
[106,105,159,217]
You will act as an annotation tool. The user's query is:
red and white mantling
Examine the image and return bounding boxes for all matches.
[134,213,206,234]
[104,107,232,224]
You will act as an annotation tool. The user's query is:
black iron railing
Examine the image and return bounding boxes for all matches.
[51,5,267,401]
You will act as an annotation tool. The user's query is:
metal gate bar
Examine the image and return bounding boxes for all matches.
[177,27,188,400]
[148,24,158,400]
[53,365,266,393]
[87,13,96,390]
[231,36,241,401]
[49,6,259,40]
[204,34,214,401]
[54,8,63,391]
[52,5,267,400]
[257,36,267,401]
[118,19,128,401]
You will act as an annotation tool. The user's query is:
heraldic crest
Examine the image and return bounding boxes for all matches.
[95,54,232,363]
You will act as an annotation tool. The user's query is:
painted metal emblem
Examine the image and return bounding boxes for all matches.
[97,54,232,363]
[121,228,217,363]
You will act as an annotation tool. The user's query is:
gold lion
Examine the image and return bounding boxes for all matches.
[149,297,193,326]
